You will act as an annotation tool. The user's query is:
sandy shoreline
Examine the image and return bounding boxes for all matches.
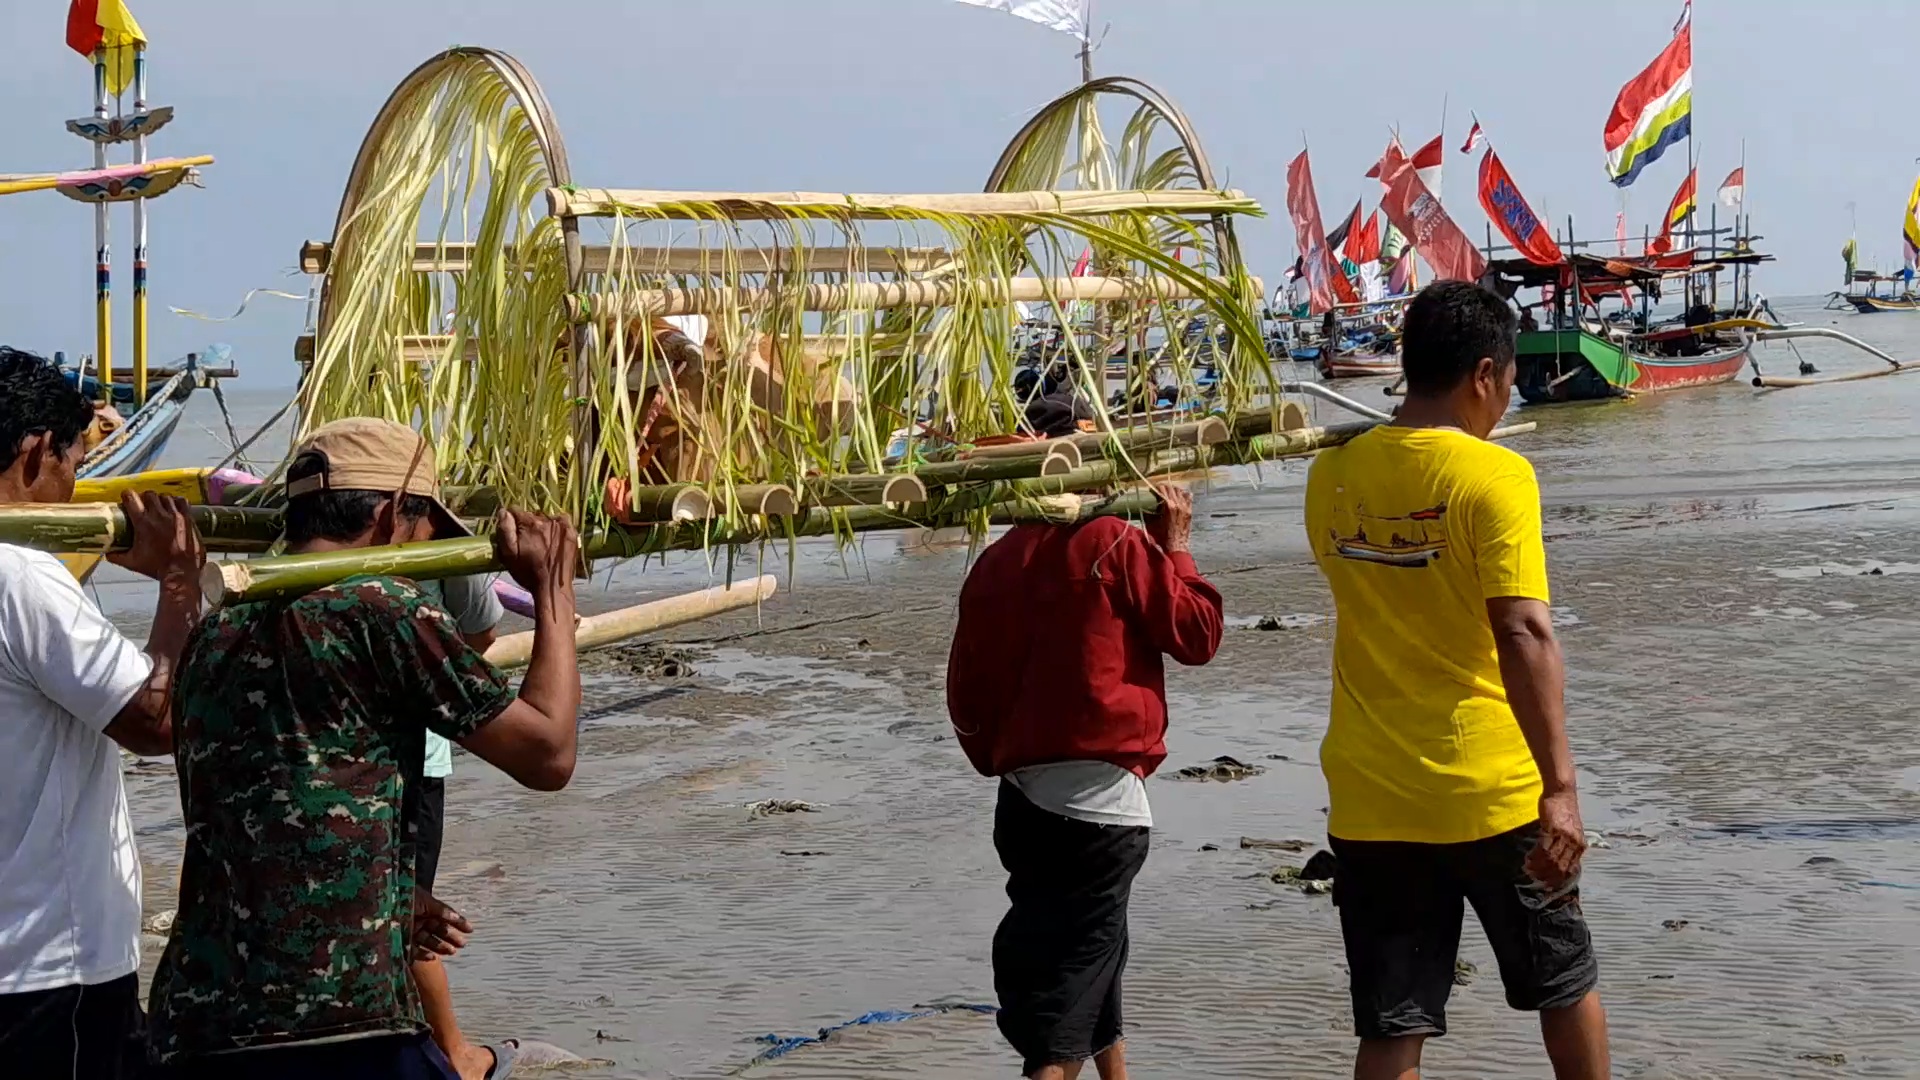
[118,466,1920,1078]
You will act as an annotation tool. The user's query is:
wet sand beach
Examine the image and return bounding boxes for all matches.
[110,297,1920,1077]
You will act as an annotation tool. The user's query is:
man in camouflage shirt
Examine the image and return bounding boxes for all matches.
[148,418,583,1079]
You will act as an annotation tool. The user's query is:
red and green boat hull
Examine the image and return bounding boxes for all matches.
[1514,330,1749,404]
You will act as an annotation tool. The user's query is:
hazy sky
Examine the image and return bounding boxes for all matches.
[1,0,1912,387]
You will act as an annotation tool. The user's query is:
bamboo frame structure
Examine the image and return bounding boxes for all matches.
[546,187,1255,220]
[286,45,1276,598]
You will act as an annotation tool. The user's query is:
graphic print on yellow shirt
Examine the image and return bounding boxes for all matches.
[1305,426,1550,844]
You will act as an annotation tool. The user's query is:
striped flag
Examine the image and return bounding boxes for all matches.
[950,0,1088,40]
[1717,167,1744,209]
[66,0,146,95]
[1459,120,1486,155]
[1603,17,1692,187]
[1649,169,1697,254]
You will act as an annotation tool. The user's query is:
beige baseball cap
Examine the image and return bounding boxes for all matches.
[284,417,469,538]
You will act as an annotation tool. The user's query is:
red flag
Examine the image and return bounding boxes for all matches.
[1347,211,1382,266]
[1460,121,1486,155]
[1378,151,1486,283]
[1477,150,1564,267]
[1365,138,1406,183]
[1286,150,1358,315]
[1070,248,1091,276]
[1324,201,1362,251]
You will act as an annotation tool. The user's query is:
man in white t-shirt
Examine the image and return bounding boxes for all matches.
[0,348,205,1079]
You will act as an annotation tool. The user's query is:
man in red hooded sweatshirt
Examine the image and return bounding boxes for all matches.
[948,482,1223,1079]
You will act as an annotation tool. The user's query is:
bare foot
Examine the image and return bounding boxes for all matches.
[450,1043,496,1080]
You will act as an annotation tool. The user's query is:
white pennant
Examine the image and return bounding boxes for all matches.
[952,0,1089,40]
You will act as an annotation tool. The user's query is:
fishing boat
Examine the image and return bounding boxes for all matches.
[1834,269,1920,313]
[74,346,234,479]
[1492,253,1766,404]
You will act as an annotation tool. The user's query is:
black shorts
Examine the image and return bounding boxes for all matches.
[1331,821,1598,1040]
[992,780,1150,1077]
[0,972,144,1079]
[409,776,448,893]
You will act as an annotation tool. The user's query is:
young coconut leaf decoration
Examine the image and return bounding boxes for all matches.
[299,48,1272,553]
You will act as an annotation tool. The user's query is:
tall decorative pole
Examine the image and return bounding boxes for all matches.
[90,50,112,391]
[131,47,149,402]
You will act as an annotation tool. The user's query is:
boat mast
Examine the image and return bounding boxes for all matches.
[88,52,111,394]
[131,47,150,403]
[1079,0,1093,82]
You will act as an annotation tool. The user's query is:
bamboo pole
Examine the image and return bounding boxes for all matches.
[909,448,1081,487]
[801,474,928,508]
[962,439,1084,467]
[481,575,777,669]
[724,484,800,517]
[547,187,1257,221]
[1754,366,1920,388]
[568,275,1253,321]
[0,504,284,554]
[622,484,713,522]
[297,240,959,277]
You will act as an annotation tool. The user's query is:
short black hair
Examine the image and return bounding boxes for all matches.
[1399,281,1518,397]
[282,450,436,544]
[0,347,93,473]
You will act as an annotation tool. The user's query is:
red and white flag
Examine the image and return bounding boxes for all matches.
[1365,133,1445,198]
[1717,167,1745,209]
[1460,120,1486,155]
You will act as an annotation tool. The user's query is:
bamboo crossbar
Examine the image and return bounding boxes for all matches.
[1753,365,1919,388]
[195,421,1540,605]
[569,275,1244,320]
[480,575,778,669]
[293,334,476,368]
[298,240,958,277]
[0,504,284,554]
[546,187,1255,221]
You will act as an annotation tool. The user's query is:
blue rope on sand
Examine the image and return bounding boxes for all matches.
[744,1003,997,1069]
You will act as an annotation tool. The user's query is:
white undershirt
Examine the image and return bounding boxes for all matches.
[1008,760,1153,828]
[0,545,151,994]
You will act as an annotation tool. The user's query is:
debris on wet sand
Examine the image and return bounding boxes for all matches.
[1239,836,1313,852]
[1267,850,1337,895]
[581,641,701,680]
[1167,756,1266,782]
[747,799,824,819]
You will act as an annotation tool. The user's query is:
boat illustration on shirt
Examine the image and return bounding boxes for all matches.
[1328,502,1450,567]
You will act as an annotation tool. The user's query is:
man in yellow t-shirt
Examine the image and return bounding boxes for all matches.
[1305,281,1610,1080]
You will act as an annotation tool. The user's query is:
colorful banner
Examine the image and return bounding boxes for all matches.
[1378,153,1486,283]
[1603,17,1692,187]
[1477,150,1564,267]
[1285,150,1356,314]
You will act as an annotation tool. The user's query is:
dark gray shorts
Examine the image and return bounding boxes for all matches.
[1330,821,1599,1039]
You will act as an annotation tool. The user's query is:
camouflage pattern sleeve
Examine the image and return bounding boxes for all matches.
[355,577,516,743]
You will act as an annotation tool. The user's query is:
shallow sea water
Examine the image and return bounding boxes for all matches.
[112,297,1920,1077]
